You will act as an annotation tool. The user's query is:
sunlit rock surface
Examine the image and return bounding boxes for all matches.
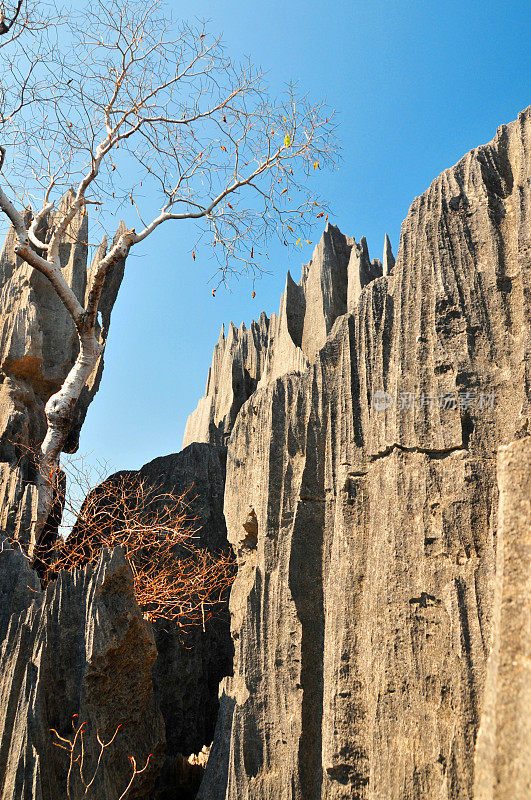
[195,107,530,800]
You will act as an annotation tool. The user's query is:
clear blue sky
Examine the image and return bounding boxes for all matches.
[74,0,530,473]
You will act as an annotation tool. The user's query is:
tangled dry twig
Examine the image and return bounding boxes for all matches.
[49,469,235,629]
[11,443,235,630]
[51,715,152,799]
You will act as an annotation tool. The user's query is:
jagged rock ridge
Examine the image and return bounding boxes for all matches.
[183,230,393,448]
[195,107,531,799]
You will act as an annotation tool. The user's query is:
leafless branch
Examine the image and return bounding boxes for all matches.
[51,716,152,800]
[0,0,339,543]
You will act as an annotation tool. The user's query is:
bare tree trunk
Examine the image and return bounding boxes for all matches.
[31,329,103,553]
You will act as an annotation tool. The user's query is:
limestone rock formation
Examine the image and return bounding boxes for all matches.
[138,444,233,772]
[183,317,270,447]
[196,107,531,799]
[0,197,124,546]
[183,227,392,448]
[0,540,165,800]
[473,436,531,800]
[67,442,234,799]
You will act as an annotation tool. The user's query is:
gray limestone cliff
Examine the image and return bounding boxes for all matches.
[473,436,531,800]
[0,197,125,546]
[194,107,531,800]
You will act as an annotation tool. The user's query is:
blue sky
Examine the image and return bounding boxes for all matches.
[74,0,530,473]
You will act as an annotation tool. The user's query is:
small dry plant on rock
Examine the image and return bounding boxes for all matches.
[48,465,235,630]
[51,715,151,799]
[13,444,235,631]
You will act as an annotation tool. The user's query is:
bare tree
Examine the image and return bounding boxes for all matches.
[0,1,61,129]
[0,0,337,548]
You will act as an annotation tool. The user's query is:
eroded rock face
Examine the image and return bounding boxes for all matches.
[0,540,165,800]
[0,198,125,545]
[197,107,531,799]
[183,228,392,448]
[474,436,531,800]
[67,443,234,799]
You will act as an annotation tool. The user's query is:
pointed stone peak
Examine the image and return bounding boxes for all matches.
[86,238,108,295]
[307,222,346,265]
[285,269,300,291]
[113,220,129,242]
[218,323,225,342]
[225,320,239,348]
[57,188,76,214]
[359,236,370,261]
[383,233,395,276]
[250,312,270,337]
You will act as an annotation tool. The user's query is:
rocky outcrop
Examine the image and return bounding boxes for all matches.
[183,317,270,447]
[138,444,233,769]
[183,229,393,448]
[196,107,531,799]
[0,539,165,800]
[0,196,124,546]
[473,436,531,800]
[67,442,234,799]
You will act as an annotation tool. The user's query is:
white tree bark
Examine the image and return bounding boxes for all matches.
[0,178,136,550]
[32,331,104,547]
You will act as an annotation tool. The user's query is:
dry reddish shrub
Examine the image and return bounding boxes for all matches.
[11,444,235,631]
[47,470,235,630]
